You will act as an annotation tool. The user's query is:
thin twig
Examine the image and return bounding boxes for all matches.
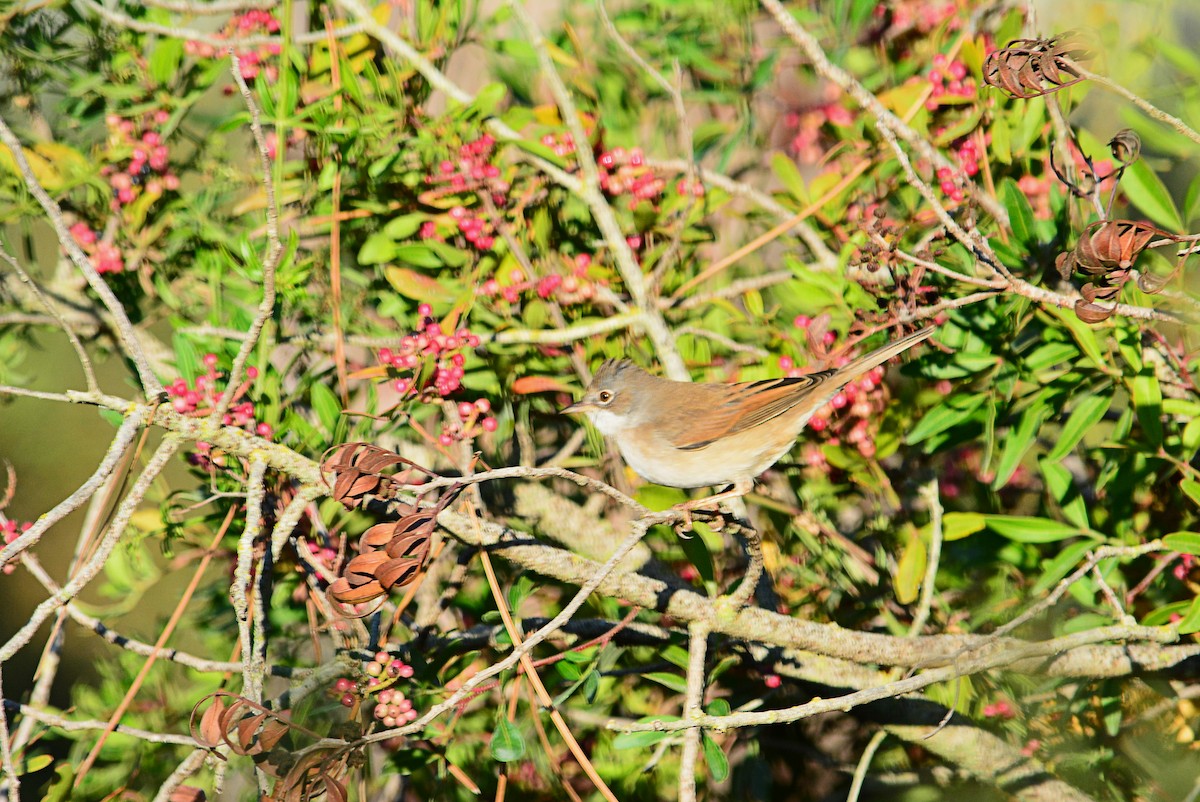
[678,621,710,802]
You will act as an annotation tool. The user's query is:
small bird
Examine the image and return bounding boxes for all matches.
[563,327,934,518]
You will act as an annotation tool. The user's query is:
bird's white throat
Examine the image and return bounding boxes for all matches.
[586,409,629,437]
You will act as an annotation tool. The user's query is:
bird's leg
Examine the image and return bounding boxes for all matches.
[672,478,753,534]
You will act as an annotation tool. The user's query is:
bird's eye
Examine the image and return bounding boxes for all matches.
[597,390,614,404]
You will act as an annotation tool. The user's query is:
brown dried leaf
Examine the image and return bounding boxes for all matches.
[194,696,228,748]
[361,522,399,548]
[377,556,421,589]
[385,531,431,560]
[1074,298,1116,323]
[237,712,270,755]
[167,787,207,802]
[345,550,390,579]
[329,576,386,604]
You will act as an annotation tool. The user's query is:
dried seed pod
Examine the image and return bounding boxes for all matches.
[1108,129,1141,165]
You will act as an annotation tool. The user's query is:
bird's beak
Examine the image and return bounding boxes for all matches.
[561,400,592,415]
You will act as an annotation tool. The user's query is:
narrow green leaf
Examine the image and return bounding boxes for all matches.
[1046,395,1111,461]
[1130,373,1163,446]
[905,393,987,445]
[941,512,986,541]
[1122,159,1184,232]
[1177,595,1200,635]
[702,733,730,782]
[310,382,342,434]
[1183,479,1200,508]
[1164,532,1200,555]
[1031,539,1096,595]
[983,515,1090,543]
[1001,177,1037,247]
[172,332,202,382]
[645,672,689,694]
[770,152,807,204]
[993,397,1051,488]
[895,527,926,605]
[613,730,673,750]
[1039,459,1089,529]
[1043,306,1107,369]
[490,717,526,762]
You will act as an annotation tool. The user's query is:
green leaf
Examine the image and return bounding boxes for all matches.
[645,672,688,693]
[1183,479,1200,508]
[993,397,1051,488]
[1142,600,1192,627]
[172,332,202,382]
[941,512,986,541]
[1031,539,1096,595]
[310,382,342,434]
[905,393,987,446]
[1130,372,1163,447]
[383,214,426,239]
[771,153,807,204]
[1122,159,1184,232]
[393,243,445,269]
[358,232,396,264]
[1001,177,1037,247]
[473,81,508,117]
[1177,595,1200,635]
[384,266,456,303]
[983,515,1090,543]
[1043,306,1107,368]
[895,527,926,605]
[702,733,730,781]
[613,729,674,750]
[1164,532,1200,555]
[1046,394,1111,461]
[1039,459,1089,529]
[490,717,526,762]
[679,524,715,585]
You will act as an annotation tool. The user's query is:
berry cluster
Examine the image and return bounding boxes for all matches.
[378,305,481,399]
[332,652,420,728]
[479,254,597,305]
[783,319,892,465]
[102,111,180,209]
[69,223,125,274]
[925,54,977,110]
[783,87,854,163]
[423,133,510,206]
[597,147,666,207]
[982,698,1017,719]
[166,354,270,470]
[185,10,281,81]
[539,131,577,158]
[935,134,988,203]
[2,519,32,575]
[873,0,961,37]
[377,305,498,446]
[447,205,496,251]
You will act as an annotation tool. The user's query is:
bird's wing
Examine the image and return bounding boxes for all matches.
[661,373,833,451]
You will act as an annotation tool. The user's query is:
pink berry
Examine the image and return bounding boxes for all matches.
[481,417,498,432]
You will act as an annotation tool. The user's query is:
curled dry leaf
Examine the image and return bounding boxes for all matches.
[1074,298,1116,323]
[1108,129,1141,165]
[167,788,206,802]
[983,34,1089,99]
[321,443,436,509]
[190,692,310,774]
[327,476,462,608]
